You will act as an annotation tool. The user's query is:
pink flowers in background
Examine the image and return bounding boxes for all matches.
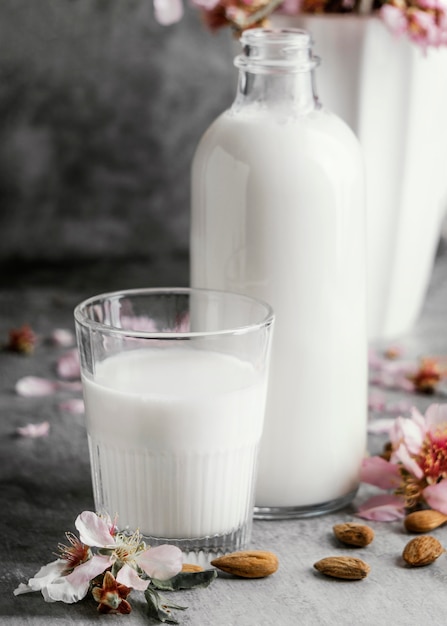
[151,0,447,50]
[358,404,447,521]
[381,0,447,48]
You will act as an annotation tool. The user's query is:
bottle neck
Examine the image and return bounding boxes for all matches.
[232,28,320,117]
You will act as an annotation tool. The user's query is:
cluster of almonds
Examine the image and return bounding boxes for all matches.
[183,509,447,582]
[314,509,447,580]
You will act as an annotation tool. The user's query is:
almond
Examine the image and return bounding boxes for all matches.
[402,535,444,566]
[181,563,204,573]
[404,509,447,533]
[333,522,374,547]
[210,550,279,578]
[313,556,370,580]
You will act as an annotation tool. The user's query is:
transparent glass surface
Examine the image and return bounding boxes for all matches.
[75,288,274,554]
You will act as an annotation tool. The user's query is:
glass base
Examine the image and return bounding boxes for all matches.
[138,521,252,563]
[253,489,358,520]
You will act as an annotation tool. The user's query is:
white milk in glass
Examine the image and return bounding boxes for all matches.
[82,347,266,538]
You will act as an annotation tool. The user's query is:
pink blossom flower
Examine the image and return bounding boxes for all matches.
[380,1,447,50]
[14,511,183,604]
[75,512,182,586]
[359,404,447,519]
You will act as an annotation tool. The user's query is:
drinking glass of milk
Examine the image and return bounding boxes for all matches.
[74,287,274,554]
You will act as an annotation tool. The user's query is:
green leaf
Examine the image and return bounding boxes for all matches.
[151,569,217,591]
[144,587,187,624]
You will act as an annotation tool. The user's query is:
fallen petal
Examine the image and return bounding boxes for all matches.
[368,391,386,412]
[356,494,406,521]
[386,400,412,415]
[367,418,395,435]
[15,377,57,397]
[56,381,83,392]
[59,399,84,414]
[153,0,183,26]
[120,315,158,333]
[50,329,75,348]
[57,349,80,380]
[17,421,50,438]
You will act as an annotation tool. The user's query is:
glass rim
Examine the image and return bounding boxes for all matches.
[74,286,275,339]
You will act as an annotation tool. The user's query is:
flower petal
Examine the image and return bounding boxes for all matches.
[50,329,75,347]
[116,563,149,591]
[56,381,83,392]
[368,391,386,412]
[392,443,424,479]
[15,377,57,397]
[65,555,113,587]
[425,403,447,431]
[16,421,50,438]
[360,456,401,489]
[356,494,406,521]
[389,415,424,456]
[423,481,447,514]
[153,0,183,25]
[75,511,115,547]
[57,349,80,380]
[42,576,90,604]
[59,399,85,414]
[136,545,182,580]
[367,418,395,435]
[13,560,66,595]
[410,407,427,432]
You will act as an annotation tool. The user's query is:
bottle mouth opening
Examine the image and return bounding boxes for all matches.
[234,27,320,73]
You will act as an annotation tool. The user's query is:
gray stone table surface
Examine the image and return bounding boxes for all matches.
[1,248,447,626]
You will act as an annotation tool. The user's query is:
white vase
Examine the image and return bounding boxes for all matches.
[272,14,447,340]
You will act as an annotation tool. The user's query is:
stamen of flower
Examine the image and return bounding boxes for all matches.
[56,532,90,570]
[417,429,447,484]
[113,529,143,562]
[395,473,425,509]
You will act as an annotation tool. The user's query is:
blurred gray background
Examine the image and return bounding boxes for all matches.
[0,0,235,286]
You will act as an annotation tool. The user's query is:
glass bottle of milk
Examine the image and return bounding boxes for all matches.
[190,28,367,518]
